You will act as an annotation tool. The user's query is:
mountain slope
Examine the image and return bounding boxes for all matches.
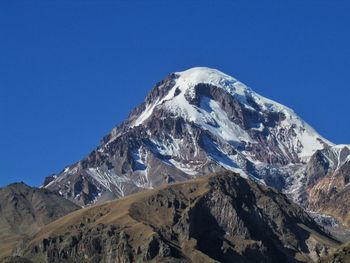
[306,145,350,227]
[11,172,339,263]
[43,67,334,205]
[0,183,80,260]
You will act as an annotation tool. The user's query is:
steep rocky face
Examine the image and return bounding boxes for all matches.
[11,172,339,263]
[306,146,350,227]
[319,242,350,263]
[42,67,336,207]
[0,183,80,260]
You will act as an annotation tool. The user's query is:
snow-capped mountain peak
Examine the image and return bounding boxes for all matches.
[133,67,329,159]
[133,67,251,127]
[44,67,336,206]
[175,67,248,96]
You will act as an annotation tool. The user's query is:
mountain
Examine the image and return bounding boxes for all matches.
[9,172,339,263]
[0,183,80,260]
[41,67,350,228]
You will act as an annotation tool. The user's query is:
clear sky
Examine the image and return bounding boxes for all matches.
[0,1,349,187]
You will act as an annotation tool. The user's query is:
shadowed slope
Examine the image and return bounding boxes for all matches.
[0,183,80,260]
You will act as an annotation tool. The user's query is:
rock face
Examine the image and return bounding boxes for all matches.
[0,183,80,260]
[306,146,350,227]
[13,172,338,263]
[319,242,350,263]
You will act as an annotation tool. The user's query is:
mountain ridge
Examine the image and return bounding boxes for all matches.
[0,182,80,260]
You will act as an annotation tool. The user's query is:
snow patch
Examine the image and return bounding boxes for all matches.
[131,67,330,159]
[168,159,198,176]
[86,168,128,197]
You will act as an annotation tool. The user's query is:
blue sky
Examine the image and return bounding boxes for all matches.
[0,1,349,187]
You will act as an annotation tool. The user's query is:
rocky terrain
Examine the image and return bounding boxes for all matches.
[319,242,350,263]
[8,172,339,263]
[0,183,80,260]
[305,146,350,228]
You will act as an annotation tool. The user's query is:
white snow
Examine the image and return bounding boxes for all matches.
[132,67,331,159]
[325,144,350,171]
[149,136,181,157]
[86,167,129,197]
[168,159,198,176]
[174,67,248,99]
[132,67,244,127]
[133,100,161,127]
[164,96,253,144]
[131,146,147,170]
